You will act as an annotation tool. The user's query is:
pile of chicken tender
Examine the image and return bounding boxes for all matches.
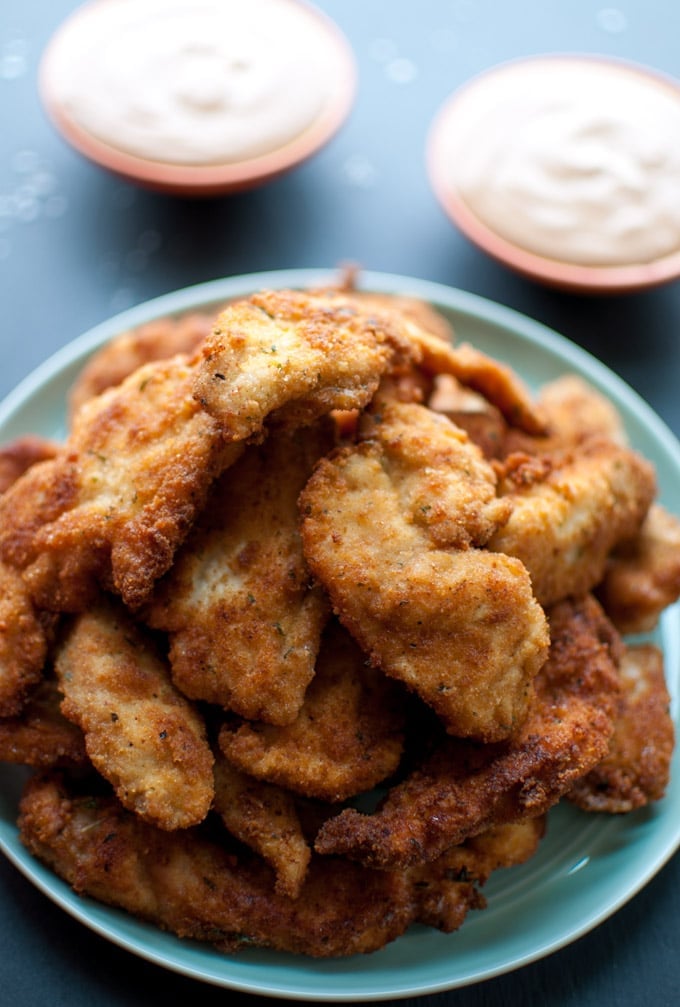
[0,280,677,958]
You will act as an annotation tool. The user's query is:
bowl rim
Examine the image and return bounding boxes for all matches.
[38,0,357,196]
[426,52,680,293]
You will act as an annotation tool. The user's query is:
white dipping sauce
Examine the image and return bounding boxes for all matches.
[44,0,340,166]
[441,58,680,266]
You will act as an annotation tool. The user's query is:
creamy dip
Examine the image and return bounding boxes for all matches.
[440,58,680,266]
[43,0,342,166]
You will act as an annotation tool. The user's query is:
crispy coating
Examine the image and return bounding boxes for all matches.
[430,373,626,462]
[1,285,677,959]
[326,266,456,343]
[428,375,508,460]
[193,289,417,442]
[16,772,418,956]
[146,425,331,724]
[501,374,628,457]
[489,440,657,608]
[412,337,546,435]
[300,402,548,742]
[219,620,407,802]
[68,312,215,420]
[358,400,512,548]
[18,772,543,956]
[0,677,86,767]
[568,644,674,813]
[0,355,239,611]
[213,754,311,898]
[0,434,60,495]
[54,600,214,829]
[410,817,545,931]
[597,504,680,633]
[314,596,621,869]
[0,559,49,716]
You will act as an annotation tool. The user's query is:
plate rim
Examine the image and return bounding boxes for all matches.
[1,267,679,1001]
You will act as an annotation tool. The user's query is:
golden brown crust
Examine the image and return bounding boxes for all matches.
[213,755,311,898]
[68,312,215,420]
[0,677,86,766]
[0,559,48,716]
[489,439,657,607]
[597,504,680,633]
[17,772,418,957]
[314,596,621,868]
[54,600,214,829]
[193,289,417,442]
[300,401,548,742]
[0,435,61,495]
[18,772,545,955]
[0,285,675,960]
[0,355,238,611]
[145,425,332,723]
[219,620,406,802]
[414,338,547,435]
[568,643,674,812]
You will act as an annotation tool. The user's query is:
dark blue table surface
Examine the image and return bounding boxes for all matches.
[2,2,680,1004]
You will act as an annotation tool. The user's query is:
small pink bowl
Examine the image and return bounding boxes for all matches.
[427,55,680,294]
[39,0,356,197]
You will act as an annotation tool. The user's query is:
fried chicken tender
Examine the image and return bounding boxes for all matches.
[501,374,628,457]
[0,560,49,716]
[193,289,417,442]
[219,620,407,802]
[0,677,86,767]
[146,425,331,724]
[568,643,674,813]
[18,772,543,956]
[300,401,548,742]
[597,504,680,633]
[489,439,657,608]
[68,311,215,420]
[54,600,214,830]
[15,772,420,956]
[411,337,546,435]
[315,596,621,869]
[430,373,626,461]
[0,434,60,494]
[410,817,545,931]
[213,755,311,898]
[0,355,239,611]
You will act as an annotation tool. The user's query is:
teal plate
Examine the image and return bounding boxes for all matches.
[1,270,679,1000]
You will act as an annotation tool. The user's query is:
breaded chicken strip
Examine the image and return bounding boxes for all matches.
[194,288,545,445]
[18,772,543,955]
[146,425,331,724]
[68,311,215,420]
[430,373,626,462]
[412,337,546,436]
[219,620,407,802]
[489,440,656,608]
[0,677,86,767]
[213,754,311,898]
[0,434,60,495]
[597,504,680,633]
[300,401,548,742]
[501,374,628,457]
[315,596,621,869]
[0,355,239,611]
[410,817,545,931]
[0,560,49,716]
[568,643,674,813]
[193,289,416,442]
[54,600,214,830]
